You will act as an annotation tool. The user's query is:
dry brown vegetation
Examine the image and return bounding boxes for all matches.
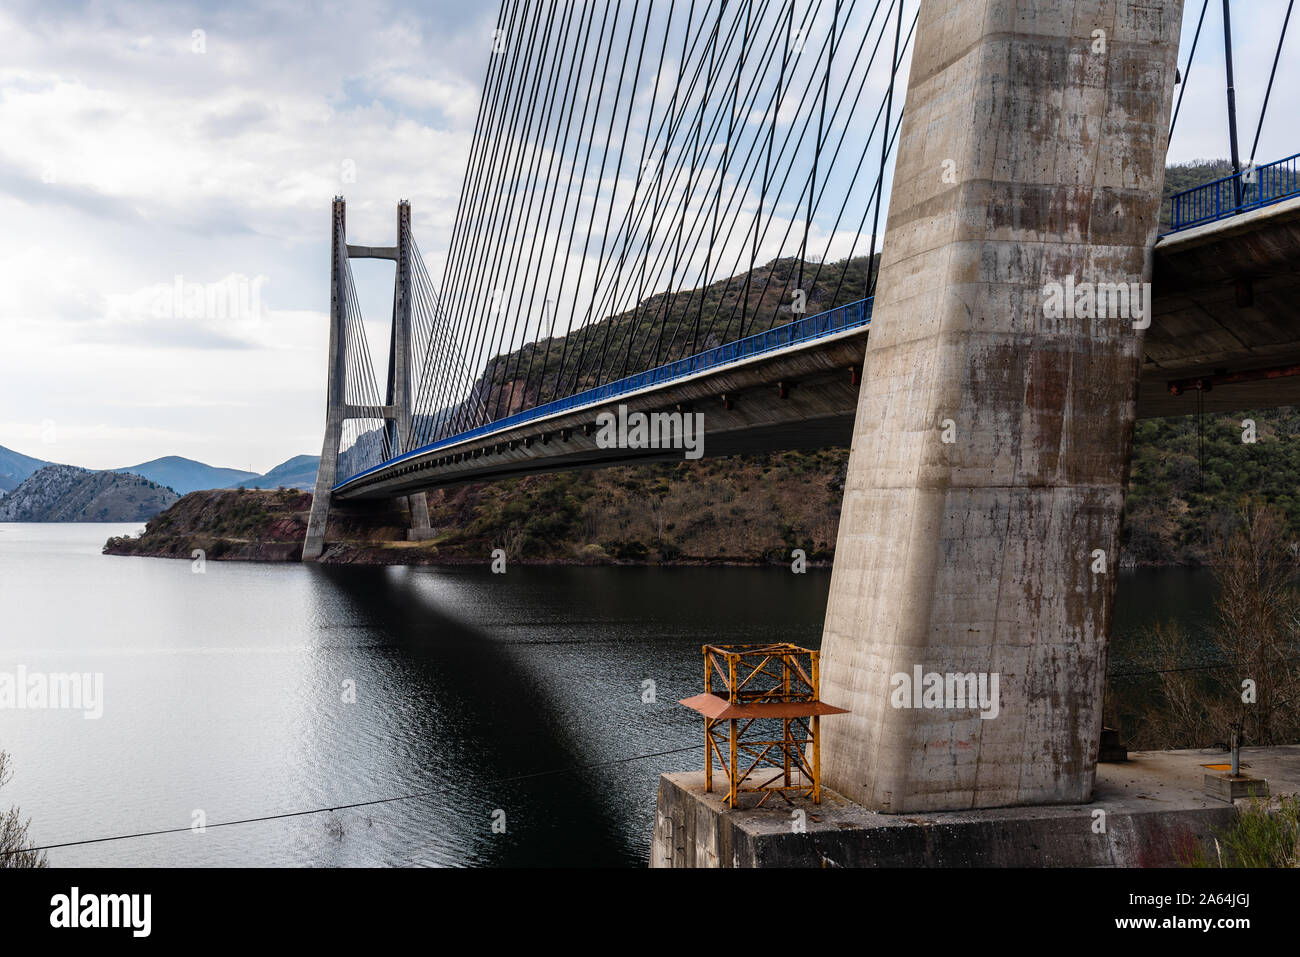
[0,751,46,869]
[423,448,849,564]
[1110,501,1300,751]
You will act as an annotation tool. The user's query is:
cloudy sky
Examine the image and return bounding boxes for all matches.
[0,0,1294,473]
[0,0,495,472]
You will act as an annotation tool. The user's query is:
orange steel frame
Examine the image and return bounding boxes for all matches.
[697,643,834,808]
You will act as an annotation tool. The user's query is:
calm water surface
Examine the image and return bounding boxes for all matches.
[0,523,1216,866]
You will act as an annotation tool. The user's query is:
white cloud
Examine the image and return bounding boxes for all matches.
[0,0,495,471]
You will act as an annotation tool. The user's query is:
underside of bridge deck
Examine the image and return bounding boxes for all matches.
[1141,195,1300,416]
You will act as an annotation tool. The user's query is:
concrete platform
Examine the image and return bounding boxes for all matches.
[650,746,1300,868]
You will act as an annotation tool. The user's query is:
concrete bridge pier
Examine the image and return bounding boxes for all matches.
[387,201,433,541]
[303,198,348,562]
[818,0,1185,811]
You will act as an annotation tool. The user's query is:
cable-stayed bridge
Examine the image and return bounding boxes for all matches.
[306,0,918,554]
[305,0,1300,822]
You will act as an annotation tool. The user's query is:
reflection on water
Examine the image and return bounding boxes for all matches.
[1110,566,1221,671]
[0,524,826,866]
[0,525,1218,866]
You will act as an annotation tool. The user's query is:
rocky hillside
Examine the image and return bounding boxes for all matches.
[422,449,846,564]
[104,488,315,561]
[0,444,53,492]
[0,465,178,522]
[104,451,847,566]
[410,251,882,437]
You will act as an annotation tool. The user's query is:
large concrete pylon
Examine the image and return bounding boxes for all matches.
[819,0,1184,811]
[303,198,430,562]
[303,197,347,562]
[387,201,432,538]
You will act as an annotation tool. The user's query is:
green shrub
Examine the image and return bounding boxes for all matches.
[578,543,607,562]
[1184,796,1300,868]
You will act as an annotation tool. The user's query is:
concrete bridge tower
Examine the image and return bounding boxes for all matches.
[303,198,431,561]
[818,0,1185,811]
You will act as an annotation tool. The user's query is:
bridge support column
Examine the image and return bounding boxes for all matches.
[389,200,432,539]
[303,197,347,562]
[305,199,434,561]
[819,0,1183,811]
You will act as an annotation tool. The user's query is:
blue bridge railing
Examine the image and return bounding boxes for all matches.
[336,295,873,489]
[1166,152,1300,233]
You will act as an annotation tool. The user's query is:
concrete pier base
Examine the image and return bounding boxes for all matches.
[650,746,1300,868]
[406,524,438,542]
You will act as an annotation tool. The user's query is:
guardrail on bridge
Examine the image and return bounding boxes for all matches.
[335,295,874,489]
[1166,153,1300,233]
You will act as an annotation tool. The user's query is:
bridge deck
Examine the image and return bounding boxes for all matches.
[334,315,870,500]
[1143,193,1300,415]
[334,299,871,499]
[338,193,1300,498]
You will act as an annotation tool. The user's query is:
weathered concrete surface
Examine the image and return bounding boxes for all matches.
[817,0,1184,811]
[650,746,1300,868]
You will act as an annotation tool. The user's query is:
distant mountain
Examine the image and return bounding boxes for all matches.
[0,445,316,519]
[0,465,178,522]
[116,456,258,495]
[238,454,319,490]
[0,445,56,492]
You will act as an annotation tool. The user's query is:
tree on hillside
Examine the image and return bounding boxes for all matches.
[1213,502,1300,746]
[1111,500,1300,751]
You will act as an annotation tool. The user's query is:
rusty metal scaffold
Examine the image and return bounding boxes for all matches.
[679,643,848,808]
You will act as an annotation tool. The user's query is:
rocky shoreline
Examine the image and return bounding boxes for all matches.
[105,536,831,567]
[101,485,836,568]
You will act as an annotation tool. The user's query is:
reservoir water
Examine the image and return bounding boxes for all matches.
[0,523,1219,866]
